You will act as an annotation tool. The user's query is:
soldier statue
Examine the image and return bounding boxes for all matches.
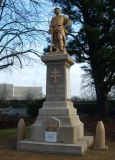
[49,8,71,53]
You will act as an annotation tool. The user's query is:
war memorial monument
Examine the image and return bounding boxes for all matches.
[17,8,93,155]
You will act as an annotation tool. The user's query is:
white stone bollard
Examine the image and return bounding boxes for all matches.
[96,121,105,148]
[17,119,25,141]
[94,121,108,150]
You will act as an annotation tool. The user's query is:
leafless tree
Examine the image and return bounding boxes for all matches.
[80,73,115,101]
[0,0,50,71]
[0,83,11,100]
[108,86,115,100]
[71,96,81,104]
[80,73,96,101]
[22,87,40,101]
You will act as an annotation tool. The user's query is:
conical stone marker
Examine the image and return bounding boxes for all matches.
[17,119,25,141]
[93,121,108,150]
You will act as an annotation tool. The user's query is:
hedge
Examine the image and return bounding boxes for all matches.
[74,103,96,114]
[74,100,115,115]
[0,111,19,129]
[0,99,115,116]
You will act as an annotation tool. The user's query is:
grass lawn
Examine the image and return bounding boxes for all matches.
[0,116,115,160]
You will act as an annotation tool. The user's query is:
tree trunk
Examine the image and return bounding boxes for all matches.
[95,91,108,115]
[91,60,108,115]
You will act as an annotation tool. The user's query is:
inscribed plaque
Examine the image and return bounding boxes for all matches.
[45,132,57,142]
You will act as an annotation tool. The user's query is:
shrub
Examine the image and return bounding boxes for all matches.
[0,111,20,129]
[26,98,45,117]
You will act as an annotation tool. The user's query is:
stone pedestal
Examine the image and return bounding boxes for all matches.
[17,53,93,155]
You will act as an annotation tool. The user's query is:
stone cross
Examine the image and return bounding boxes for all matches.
[50,68,61,83]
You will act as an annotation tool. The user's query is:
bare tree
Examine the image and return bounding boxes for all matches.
[0,83,11,100]
[71,96,81,104]
[108,86,115,100]
[22,87,40,101]
[80,73,96,101]
[0,0,50,71]
[80,73,115,101]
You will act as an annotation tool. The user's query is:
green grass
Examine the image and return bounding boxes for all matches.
[0,126,31,143]
[0,117,34,145]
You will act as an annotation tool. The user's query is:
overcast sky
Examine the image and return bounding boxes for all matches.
[0,59,84,97]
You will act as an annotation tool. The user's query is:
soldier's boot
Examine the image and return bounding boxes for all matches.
[55,42,60,52]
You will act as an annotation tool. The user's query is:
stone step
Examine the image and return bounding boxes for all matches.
[17,136,93,155]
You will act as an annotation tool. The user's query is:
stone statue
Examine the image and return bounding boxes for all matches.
[49,8,71,53]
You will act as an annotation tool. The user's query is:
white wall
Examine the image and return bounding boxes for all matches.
[0,84,13,100]
[13,86,42,100]
[0,84,43,100]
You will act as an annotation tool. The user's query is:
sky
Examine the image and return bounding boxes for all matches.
[0,59,84,97]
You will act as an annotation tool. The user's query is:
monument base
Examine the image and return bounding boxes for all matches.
[17,53,93,155]
[17,136,93,155]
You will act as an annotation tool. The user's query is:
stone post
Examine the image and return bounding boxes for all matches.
[17,119,25,141]
[96,121,105,148]
[94,121,108,150]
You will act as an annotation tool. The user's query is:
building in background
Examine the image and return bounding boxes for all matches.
[0,84,13,100]
[14,86,43,100]
[0,84,43,100]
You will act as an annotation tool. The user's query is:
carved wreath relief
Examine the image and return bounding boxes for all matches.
[46,120,57,132]
[50,68,61,84]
